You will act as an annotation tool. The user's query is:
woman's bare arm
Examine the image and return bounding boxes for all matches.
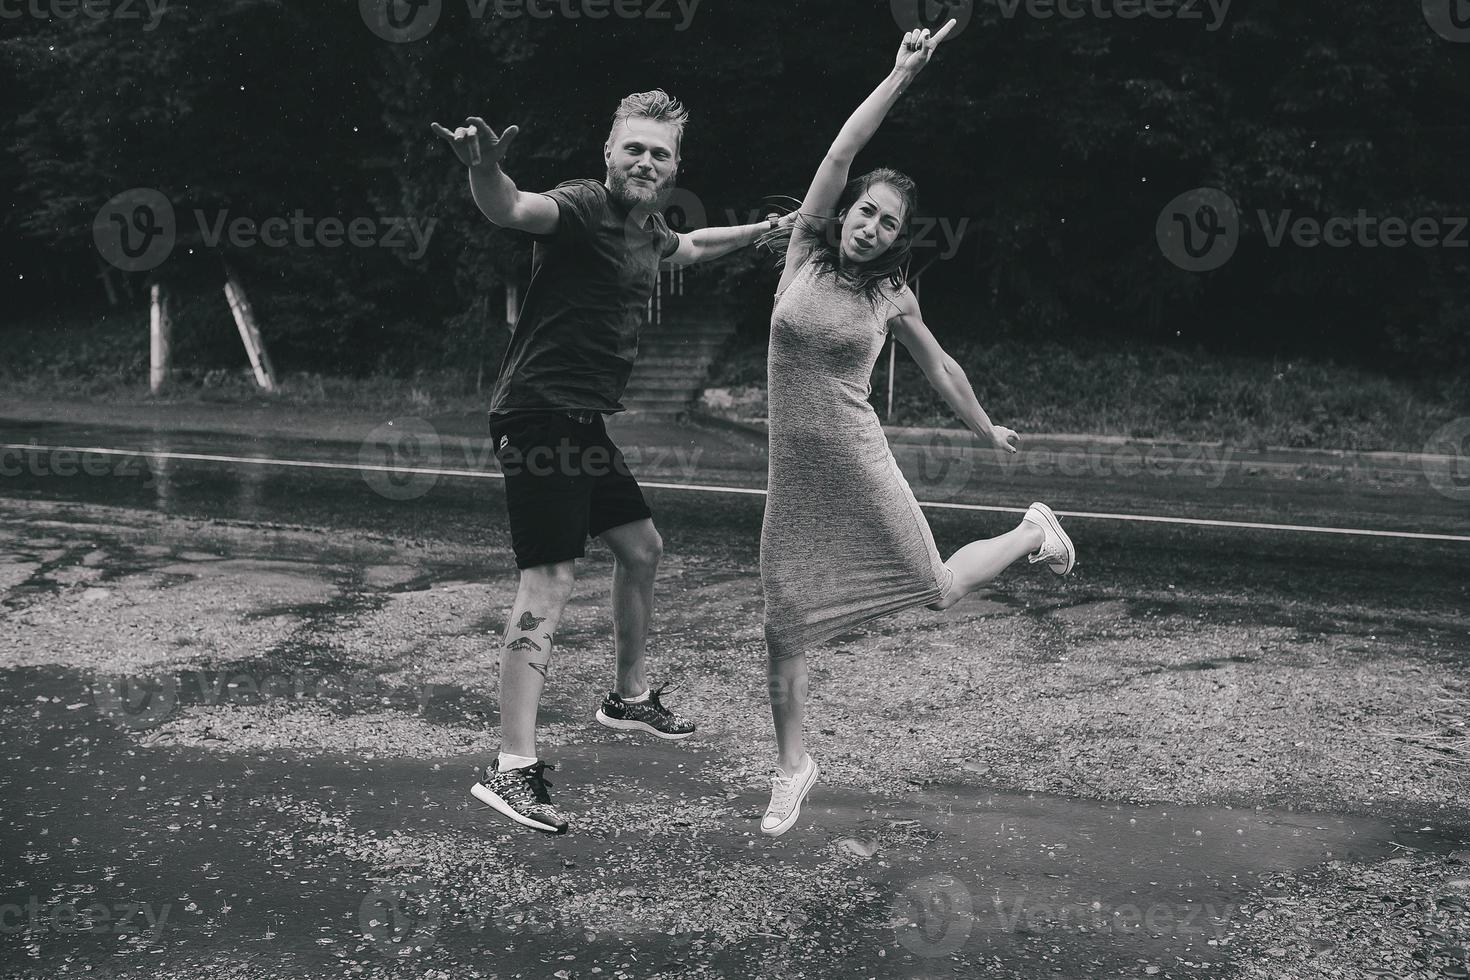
[887,288,1019,454]
[776,22,956,294]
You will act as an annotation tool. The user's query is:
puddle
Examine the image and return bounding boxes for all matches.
[1143,654,1259,675]
[2,664,1461,978]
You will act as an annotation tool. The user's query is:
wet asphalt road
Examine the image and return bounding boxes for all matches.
[2,414,1468,978]
[0,415,1467,621]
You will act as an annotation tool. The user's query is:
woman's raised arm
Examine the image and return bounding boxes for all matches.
[776,21,956,293]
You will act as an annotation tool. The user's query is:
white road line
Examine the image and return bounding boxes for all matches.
[915,499,1470,542]
[3,442,1467,544]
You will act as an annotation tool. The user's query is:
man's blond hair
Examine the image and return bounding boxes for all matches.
[608,89,689,152]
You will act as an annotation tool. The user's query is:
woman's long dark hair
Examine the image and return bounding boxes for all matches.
[760,167,919,309]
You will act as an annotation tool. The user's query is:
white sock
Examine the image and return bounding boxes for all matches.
[496,751,537,772]
[621,689,650,704]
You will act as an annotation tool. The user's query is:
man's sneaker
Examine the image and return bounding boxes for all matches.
[761,754,819,837]
[1022,501,1076,575]
[470,760,568,834]
[594,683,696,741]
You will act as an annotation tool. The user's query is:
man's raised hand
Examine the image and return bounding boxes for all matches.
[893,19,957,79]
[430,117,520,169]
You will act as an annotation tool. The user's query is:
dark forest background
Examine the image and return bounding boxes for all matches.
[3,0,1469,383]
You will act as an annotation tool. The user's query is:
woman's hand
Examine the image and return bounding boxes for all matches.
[988,425,1020,455]
[893,19,957,80]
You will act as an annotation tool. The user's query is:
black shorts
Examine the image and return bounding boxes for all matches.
[488,410,653,569]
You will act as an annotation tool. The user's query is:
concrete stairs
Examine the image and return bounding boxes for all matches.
[622,298,738,417]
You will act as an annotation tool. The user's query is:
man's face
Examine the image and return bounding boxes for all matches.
[604,116,680,210]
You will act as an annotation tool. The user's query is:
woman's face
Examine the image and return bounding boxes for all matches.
[838,183,906,264]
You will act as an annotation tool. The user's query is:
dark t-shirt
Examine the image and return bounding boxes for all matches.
[488,179,680,415]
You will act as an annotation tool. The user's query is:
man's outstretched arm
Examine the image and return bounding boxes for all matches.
[431,117,559,235]
[666,212,796,266]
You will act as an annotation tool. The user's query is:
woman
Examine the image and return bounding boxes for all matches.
[758,22,1077,837]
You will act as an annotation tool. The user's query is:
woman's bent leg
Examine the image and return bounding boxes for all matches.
[929,520,1044,611]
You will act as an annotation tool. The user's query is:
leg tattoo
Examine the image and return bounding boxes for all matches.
[503,609,552,679]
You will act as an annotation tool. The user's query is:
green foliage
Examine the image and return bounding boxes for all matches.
[2,0,1466,376]
[865,337,1470,451]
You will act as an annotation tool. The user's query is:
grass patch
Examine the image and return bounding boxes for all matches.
[707,335,1469,452]
[6,308,1467,451]
[0,367,495,418]
[1,306,495,417]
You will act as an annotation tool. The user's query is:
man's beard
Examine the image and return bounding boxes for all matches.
[607,166,674,212]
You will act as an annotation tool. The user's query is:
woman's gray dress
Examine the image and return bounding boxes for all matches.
[761,258,956,660]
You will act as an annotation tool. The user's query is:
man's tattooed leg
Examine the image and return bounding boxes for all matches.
[503,609,553,681]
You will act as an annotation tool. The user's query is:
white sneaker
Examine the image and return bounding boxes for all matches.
[761,754,819,837]
[1022,502,1075,575]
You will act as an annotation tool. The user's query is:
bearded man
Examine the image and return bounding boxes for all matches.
[432,91,782,833]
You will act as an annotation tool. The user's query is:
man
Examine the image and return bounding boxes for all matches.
[432,91,784,833]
